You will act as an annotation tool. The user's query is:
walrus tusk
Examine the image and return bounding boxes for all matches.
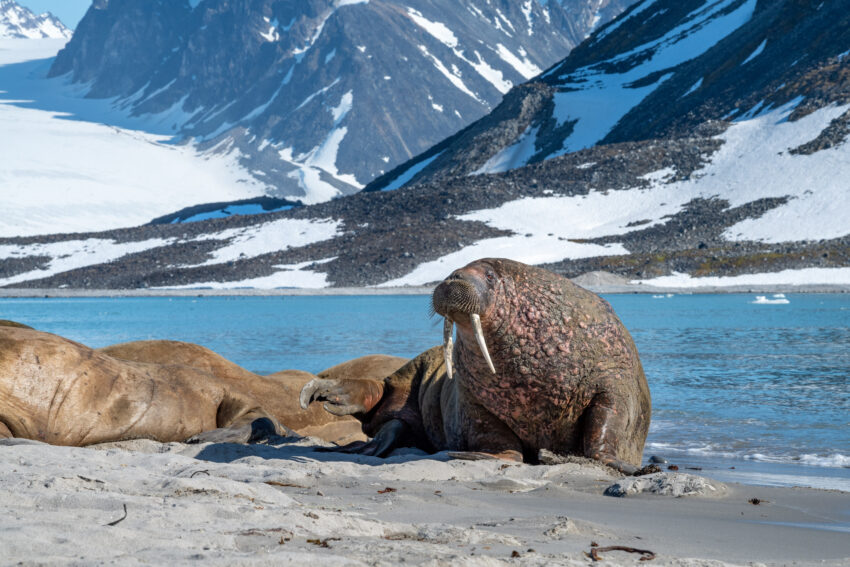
[471,313,496,374]
[300,378,320,410]
[443,318,454,379]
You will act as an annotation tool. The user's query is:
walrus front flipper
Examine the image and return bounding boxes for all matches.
[300,378,385,417]
[316,419,409,457]
[332,418,410,457]
[581,392,640,476]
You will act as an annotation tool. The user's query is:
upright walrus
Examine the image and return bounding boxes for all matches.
[302,258,651,474]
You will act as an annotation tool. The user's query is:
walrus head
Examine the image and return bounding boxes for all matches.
[432,259,508,379]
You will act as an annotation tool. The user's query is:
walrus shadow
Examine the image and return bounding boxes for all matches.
[191,436,446,467]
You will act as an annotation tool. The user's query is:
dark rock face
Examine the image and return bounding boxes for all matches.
[0,0,71,38]
[48,0,631,203]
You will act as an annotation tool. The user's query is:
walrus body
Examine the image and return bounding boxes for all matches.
[302,258,651,473]
[0,327,278,445]
[0,325,407,447]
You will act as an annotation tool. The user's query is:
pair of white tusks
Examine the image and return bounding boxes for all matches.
[443,314,496,379]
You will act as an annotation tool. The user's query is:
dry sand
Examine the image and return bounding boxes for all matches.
[1,436,848,566]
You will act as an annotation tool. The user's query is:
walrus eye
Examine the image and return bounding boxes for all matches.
[485,270,495,283]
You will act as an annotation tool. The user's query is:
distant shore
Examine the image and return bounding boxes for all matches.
[1,283,849,298]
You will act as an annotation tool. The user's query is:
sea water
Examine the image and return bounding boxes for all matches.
[2,294,848,490]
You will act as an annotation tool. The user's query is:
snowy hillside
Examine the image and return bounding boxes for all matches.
[0,40,272,237]
[0,0,71,39]
[380,100,850,286]
[46,0,631,206]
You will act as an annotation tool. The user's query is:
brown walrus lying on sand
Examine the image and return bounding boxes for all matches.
[0,322,406,446]
[302,258,651,474]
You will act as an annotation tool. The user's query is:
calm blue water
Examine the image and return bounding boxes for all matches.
[2,294,848,489]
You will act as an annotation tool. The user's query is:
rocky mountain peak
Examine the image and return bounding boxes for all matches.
[0,0,72,39]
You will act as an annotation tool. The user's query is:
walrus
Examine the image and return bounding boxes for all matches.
[100,339,406,445]
[301,258,651,474]
[0,326,283,445]
[0,325,407,446]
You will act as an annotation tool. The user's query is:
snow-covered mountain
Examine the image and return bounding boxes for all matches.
[3,0,849,289]
[46,0,631,205]
[0,0,71,39]
[368,0,850,187]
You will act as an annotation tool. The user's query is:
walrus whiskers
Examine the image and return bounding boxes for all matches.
[443,317,454,379]
[470,313,496,374]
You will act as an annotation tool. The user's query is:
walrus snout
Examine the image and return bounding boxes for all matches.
[432,272,496,378]
[432,276,482,319]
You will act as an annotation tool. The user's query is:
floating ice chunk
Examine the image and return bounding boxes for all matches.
[752,295,790,304]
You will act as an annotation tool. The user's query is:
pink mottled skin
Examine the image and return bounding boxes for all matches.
[301,258,651,473]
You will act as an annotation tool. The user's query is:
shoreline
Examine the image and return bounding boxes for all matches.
[1,283,849,298]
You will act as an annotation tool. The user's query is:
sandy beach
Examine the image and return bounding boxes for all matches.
[1,435,848,566]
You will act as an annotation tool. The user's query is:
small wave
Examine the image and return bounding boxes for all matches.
[647,444,850,469]
[797,453,850,468]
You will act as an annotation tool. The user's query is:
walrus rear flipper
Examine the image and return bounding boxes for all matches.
[186,392,292,444]
[186,416,283,445]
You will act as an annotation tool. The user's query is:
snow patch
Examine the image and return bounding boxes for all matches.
[682,77,703,97]
[330,90,353,123]
[380,235,625,287]
[473,125,541,174]
[381,151,444,192]
[0,237,173,287]
[406,8,458,48]
[193,219,341,267]
[546,0,757,156]
[741,39,767,65]
[260,17,280,42]
[468,50,512,93]
[158,259,337,289]
[636,268,850,288]
[494,44,541,80]
[417,44,483,104]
